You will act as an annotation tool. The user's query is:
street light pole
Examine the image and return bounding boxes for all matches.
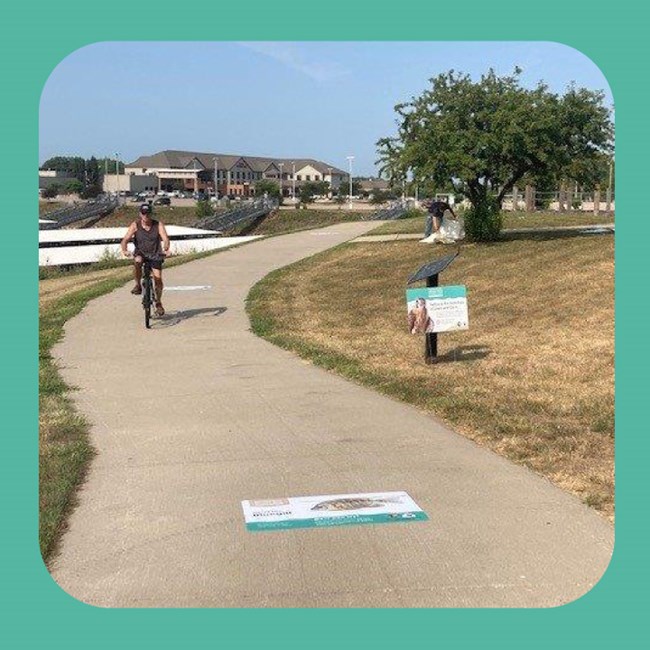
[346,155,354,209]
[115,152,120,199]
[278,162,284,200]
[292,161,296,202]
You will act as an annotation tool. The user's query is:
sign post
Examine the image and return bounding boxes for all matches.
[407,252,467,364]
[425,272,439,363]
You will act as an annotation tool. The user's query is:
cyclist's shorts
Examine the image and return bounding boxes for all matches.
[134,251,164,270]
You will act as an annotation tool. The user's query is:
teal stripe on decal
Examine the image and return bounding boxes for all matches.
[246,511,429,532]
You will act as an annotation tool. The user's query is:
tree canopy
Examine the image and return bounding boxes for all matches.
[377,68,613,240]
[41,156,124,182]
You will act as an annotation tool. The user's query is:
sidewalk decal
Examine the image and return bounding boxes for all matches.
[165,285,212,291]
[242,491,428,531]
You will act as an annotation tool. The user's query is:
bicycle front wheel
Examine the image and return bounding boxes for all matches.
[142,277,152,329]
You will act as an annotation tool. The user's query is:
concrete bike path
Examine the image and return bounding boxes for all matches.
[50,222,613,608]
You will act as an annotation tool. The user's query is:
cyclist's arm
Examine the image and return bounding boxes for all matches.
[121,222,137,256]
[158,221,171,254]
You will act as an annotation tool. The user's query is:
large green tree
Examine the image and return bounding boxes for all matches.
[377,69,613,241]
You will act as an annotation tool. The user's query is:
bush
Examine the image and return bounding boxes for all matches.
[334,194,346,209]
[299,186,315,205]
[464,200,502,242]
[80,184,102,200]
[195,198,214,220]
[399,208,425,220]
[63,179,84,195]
[370,190,389,205]
[255,179,282,204]
[42,185,59,199]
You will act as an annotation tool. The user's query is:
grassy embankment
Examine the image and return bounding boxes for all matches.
[370,210,615,236]
[245,209,367,236]
[91,204,367,235]
[39,201,66,216]
[247,232,614,519]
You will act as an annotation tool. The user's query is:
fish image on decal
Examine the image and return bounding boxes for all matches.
[311,497,401,511]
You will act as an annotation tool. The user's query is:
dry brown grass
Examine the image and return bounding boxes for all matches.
[39,267,131,310]
[248,233,614,519]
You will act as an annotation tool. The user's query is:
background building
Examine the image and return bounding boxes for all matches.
[39,169,75,190]
[123,150,348,198]
[103,172,158,195]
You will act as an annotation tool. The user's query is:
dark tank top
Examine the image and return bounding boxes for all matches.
[134,219,162,257]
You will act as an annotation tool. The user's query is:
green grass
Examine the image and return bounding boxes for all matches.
[91,204,209,228]
[370,210,615,236]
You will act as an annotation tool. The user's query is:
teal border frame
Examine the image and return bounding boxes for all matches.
[2,1,646,647]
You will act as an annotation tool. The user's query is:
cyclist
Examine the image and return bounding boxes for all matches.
[120,203,171,316]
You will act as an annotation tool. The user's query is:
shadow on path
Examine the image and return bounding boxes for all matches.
[153,306,228,328]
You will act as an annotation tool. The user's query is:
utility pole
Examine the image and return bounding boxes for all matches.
[115,152,120,198]
[346,155,354,209]
[213,157,218,198]
[292,161,296,202]
[278,162,284,199]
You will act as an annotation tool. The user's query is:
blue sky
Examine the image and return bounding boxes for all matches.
[39,41,613,175]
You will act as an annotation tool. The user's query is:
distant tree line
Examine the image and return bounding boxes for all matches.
[40,156,125,199]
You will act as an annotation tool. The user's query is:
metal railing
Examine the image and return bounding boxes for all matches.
[194,197,278,232]
[39,195,120,229]
[367,199,410,221]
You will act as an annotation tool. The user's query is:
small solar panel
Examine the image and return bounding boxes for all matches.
[407,252,459,285]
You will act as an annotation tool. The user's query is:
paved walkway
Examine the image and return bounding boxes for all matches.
[352,223,615,243]
[50,222,613,608]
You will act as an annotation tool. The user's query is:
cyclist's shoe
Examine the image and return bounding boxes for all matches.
[155,302,165,317]
[131,284,142,295]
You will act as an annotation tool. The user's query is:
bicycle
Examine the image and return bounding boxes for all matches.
[140,253,166,329]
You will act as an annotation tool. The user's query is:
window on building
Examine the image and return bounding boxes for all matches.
[297,175,302,181]
[306,175,311,181]
[315,175,320,181]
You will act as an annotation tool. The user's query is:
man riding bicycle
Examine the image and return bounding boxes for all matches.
[120,203,171,316]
